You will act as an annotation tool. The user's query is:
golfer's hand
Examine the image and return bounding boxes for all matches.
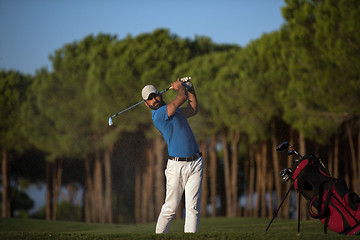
[183,81,193,91]
[178,77,194,93]
[171,80,184,91]
[179,77,191,82]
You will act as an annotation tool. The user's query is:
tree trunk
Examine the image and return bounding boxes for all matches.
[1,148,11,218]
[298,132,309,220]
[254,146,261,217]
[146,147,155,222]
[243,147,250,217]
[221,130,232,217]
[248,146,255,217]
[328,149,334,173]
[154,136,166,214]
[45,161,53,220]
[139,152,147,223]
[267,163,274,217]
[140,147,153,223]
[260,142,267,217]
[84,155,93,222]
[209,134,217,217]
[282,127,293,219]
[345,153,351,188]
[104,144,114,223]
[200,140,208,218]
[266,138,274,217]
[135,163,141,223]
[52,158,63,220]
[94,151,104,223]
[253,143,268,217]
[231,131,240,216]
[333,134,339,179]
[271,125,282,218]
[346,122,358,190]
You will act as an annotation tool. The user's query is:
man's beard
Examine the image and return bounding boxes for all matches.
[148,98,166,110]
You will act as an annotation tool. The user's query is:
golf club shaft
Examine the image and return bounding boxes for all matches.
[110,100,145,118]
[109,86,172,125]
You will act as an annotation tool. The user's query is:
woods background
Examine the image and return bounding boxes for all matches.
[1,0,360,224]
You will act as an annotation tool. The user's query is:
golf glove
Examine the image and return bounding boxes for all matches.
[179,76,191,83]
[178,77,194,92]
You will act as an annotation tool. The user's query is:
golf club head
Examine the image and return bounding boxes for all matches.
[287,150,295,156]
[279,168,293,182]
[109,117,113,126]
[276,141,289,152]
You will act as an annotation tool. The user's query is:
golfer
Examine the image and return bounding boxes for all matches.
[142,79,204,233]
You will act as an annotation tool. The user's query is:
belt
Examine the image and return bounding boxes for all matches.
[169,152,202,162]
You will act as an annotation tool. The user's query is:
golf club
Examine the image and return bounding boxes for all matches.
[108,86,172,126]
[108,77,191,126]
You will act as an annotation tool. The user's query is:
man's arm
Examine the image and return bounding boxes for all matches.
[167,80,187,117]
[180,86,198,118]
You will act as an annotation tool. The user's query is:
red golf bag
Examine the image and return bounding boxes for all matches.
[291,154,360,235]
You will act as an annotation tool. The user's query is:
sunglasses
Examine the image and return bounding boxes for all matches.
[147,93,159,100]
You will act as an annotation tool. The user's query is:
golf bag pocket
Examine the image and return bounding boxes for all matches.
[309,180,360,235]
[291,157,332,201]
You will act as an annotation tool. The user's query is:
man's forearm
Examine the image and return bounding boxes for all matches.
[167,83,187,117]
[187,88,198,113]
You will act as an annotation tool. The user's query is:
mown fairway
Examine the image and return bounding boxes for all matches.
[1,217,358,240]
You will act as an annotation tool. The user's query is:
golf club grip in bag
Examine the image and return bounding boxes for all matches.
[291,155,360,235]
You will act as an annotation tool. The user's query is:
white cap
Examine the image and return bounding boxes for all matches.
[141,85,159,100]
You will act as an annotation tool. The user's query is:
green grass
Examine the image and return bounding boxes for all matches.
[0,217,357,240]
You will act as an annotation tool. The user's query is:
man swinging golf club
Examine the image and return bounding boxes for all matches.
[142,78,204,233]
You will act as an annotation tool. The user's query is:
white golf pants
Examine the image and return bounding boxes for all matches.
[155,156,204,233]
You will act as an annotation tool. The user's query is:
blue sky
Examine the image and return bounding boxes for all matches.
[0,0,285,75]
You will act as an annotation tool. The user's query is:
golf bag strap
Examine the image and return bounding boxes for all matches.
[308,182,334,219]
[307,182,335,234]
[322,188,334,234]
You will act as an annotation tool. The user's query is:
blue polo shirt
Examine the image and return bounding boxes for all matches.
[152,105,199,158]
